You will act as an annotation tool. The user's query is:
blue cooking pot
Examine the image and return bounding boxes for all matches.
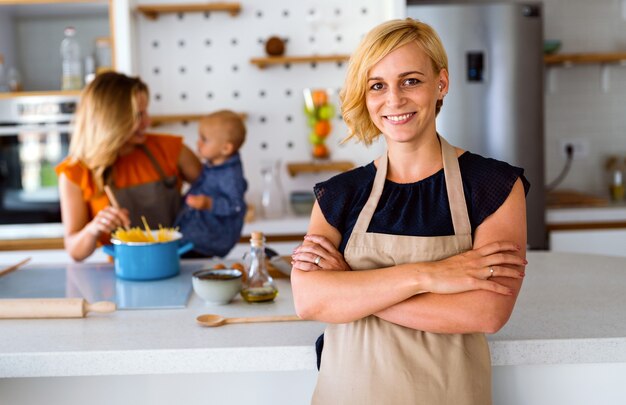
[102,231,193,281]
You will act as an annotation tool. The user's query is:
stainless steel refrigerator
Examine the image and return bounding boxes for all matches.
[407,1,546,249]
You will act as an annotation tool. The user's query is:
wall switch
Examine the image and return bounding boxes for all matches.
[559,138,590,160]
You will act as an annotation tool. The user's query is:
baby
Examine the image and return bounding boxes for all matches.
[175,110,248,257]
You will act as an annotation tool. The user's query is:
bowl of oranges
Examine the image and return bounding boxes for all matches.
[303,88,335,160]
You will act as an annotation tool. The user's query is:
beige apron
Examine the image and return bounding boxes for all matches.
[312,136,491,405]
[106,144,181,228]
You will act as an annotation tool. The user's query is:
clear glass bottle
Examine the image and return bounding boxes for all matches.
[260,160,286,219]
[241,231,278,303]
[60,26,83,90]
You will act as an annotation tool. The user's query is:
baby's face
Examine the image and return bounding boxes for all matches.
[197,121,231,164]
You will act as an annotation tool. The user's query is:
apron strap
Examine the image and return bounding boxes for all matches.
[439,135,471,236]
[138,144,177,188]
[351,136,471,237]
[352,151,388,234]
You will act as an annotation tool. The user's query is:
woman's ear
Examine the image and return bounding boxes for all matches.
[438,69,449,98]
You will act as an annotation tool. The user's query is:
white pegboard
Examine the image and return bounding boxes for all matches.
[132,0,388,210]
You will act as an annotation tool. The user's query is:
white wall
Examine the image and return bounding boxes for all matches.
[541,0,626,196]
[0,8,17,71]
[132,0,387,208]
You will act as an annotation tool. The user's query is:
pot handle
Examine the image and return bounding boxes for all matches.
[102,244,116,258]
[177,242,194,256]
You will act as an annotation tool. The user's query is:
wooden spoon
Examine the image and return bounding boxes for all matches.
[0,257,31,278]
[104,185,130,230]
[196,314,302,327]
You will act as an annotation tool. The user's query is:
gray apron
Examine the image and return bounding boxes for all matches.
[106,144,181,228]
[312,136,492,405]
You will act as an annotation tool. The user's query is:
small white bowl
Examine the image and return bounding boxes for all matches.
[192,269,242,305]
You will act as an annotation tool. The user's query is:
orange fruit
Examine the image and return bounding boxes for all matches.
[312,90,328,107]
[314,120,331,137]
[312,144,329,159]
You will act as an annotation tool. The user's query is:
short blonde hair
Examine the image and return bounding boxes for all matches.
[69,72,149,193]
[200,110,246,152]
[340,18,448,145]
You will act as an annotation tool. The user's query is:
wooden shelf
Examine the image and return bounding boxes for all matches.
[0,90,81,99]
[544,52,626,66]
[0,0,107,5]
[286,161,355,177]
[137,2,241,20]
[250,54,350,69]
[150,112,247,127]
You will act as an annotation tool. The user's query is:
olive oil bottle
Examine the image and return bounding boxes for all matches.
[241,231,277,303]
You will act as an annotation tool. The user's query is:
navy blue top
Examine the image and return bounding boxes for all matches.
[175,153,248,257]
[314,151,530,253]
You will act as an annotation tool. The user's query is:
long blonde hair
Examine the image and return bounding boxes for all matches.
[340,18,448,145]
[69,72,149,193]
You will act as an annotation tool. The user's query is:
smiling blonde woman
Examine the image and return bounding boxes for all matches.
[291,19,529,404]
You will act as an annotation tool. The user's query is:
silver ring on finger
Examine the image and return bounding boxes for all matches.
[100,217,108,225]
[488,266,494,279]
[314,255,322,266]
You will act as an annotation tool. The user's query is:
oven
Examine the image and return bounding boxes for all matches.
[0,94,78,224]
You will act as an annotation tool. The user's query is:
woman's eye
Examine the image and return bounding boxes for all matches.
[370,83,384,91]
[404,78,420,86]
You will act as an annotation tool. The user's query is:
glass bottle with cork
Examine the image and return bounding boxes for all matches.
[241,231,278,303]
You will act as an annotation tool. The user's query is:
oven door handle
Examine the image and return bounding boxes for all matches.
[0,124,73,136]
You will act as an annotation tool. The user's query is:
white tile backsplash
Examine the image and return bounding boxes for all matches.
[541,0,626,196]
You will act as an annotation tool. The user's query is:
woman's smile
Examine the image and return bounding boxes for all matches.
[384,112,416,124]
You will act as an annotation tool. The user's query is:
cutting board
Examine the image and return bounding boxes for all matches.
[0,261,208,310]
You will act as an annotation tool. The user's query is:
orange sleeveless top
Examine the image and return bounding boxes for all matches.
[56,133,183,227]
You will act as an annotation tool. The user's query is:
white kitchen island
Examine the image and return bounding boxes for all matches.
[1,251,626,405]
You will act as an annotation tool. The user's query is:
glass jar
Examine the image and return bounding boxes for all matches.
[260,160,286,219]
[95,37,112,74]
[240,231,277,303]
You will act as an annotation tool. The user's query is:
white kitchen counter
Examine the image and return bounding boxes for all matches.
[1,251,626,379]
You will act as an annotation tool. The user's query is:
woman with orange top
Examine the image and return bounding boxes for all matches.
[56,72,201,261]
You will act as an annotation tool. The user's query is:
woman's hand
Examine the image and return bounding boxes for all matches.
[291,234,352,272]
[86,206,131,237]
[422,241,526,296]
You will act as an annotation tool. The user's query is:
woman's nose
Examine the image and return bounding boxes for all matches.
[385,87,404,106]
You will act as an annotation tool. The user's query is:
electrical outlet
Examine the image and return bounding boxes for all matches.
[559,138,589,160]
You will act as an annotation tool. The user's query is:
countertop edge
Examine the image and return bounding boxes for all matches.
[4,337,626,378]
[489,337,626,366]
[0,346,319,378]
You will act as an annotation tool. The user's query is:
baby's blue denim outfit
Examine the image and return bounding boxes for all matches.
[175,153,247,257]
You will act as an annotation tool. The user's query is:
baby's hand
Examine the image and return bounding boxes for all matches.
[186,194,212,210]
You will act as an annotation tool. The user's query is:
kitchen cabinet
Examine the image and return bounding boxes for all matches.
[547,205,626,257]
[0,0,113,94]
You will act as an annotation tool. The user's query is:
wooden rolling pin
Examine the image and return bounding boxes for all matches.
[0,298,116,319]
